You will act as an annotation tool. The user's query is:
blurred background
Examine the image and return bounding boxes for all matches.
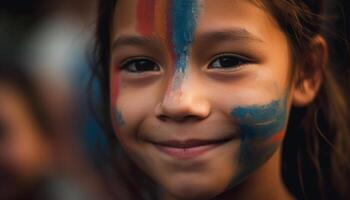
[0,0,349,200]
[0,0,111,199]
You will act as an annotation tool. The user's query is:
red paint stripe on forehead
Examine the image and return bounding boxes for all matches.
[136,0,156,35]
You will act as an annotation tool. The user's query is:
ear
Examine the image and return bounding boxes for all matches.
[292,35,328,107]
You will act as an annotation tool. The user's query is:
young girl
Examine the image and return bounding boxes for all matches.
[93,0,350,199]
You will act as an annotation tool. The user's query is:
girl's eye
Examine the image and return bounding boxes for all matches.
[209,55,251,69]
[121,58,160,73]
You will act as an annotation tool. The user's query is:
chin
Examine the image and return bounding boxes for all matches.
[167,186,219,200]
[162,176,227,200]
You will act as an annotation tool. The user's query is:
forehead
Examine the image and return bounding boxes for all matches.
[112,0,280,41]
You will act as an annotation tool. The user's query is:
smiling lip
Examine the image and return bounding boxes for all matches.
[152,137,234,160]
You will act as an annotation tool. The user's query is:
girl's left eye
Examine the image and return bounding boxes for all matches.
[208,54,251,69]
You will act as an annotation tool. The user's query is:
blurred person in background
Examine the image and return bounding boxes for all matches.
[0,66,52,200]
[0,64,92,200]
[1,0,111,199]
[21,0,106,168]
[21,0,110,195]
[22,0,96,97]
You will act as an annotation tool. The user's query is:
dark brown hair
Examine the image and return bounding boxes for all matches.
[253,1,350,199]
[92,0,350,199]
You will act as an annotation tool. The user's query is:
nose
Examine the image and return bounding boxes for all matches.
[155,75,211,123]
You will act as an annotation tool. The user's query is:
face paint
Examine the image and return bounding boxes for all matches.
[114,109,125,128]
[231,99,287,140]
[171,1,199,73]
[229,97,288,186]
[136,0,200,90]
[136,0,156,36]
[111,63,125,132]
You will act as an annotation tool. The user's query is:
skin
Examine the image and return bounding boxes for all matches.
[0,84,53,199]
[109,0,324,199]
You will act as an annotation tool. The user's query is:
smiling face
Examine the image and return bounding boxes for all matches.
[110,0,292,199]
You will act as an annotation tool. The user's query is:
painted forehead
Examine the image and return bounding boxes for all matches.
[135,0,200,71]
[136,0,199,37]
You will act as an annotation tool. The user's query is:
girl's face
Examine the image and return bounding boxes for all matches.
[110,0,292,199]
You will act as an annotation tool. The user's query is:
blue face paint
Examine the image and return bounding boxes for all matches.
[228,97,288,187]
[114,110,125,128]
[230,99,287,140]
[171,0,199,74]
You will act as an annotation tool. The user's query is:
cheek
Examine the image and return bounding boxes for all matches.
[110,72,161,143]
[229,95,289,184]
[111,67,120,108]
[207,72,285,112]
[211,74,289,184]
[231,99,287,140]
[110,67,127,146]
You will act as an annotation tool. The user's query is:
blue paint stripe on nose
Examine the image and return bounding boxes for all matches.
[171,0,199,73]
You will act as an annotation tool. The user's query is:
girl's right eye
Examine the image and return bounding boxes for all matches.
[120,58,160,73]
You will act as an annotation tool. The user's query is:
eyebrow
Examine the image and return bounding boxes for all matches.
[111,35,160,51]
[111,28,263,51]
[195,28,264,44]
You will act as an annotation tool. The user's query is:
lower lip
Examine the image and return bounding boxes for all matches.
[155,143,221,160]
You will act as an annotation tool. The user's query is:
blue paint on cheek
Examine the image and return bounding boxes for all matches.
[171,0,199,74]
[230,99,287,140]
[227,98,288,187]
[114,110,125,128]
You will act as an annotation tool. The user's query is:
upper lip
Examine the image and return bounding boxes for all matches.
[151,136,236,149]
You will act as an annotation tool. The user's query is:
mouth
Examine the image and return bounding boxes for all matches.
[150,136,236,160]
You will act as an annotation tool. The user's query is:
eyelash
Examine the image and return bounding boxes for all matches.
[119,54,252,73]
[120,57,160,73]
[208,54,252,70]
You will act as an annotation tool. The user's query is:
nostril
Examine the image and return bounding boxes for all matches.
[182,115,202,122]
[158,115,169,122]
